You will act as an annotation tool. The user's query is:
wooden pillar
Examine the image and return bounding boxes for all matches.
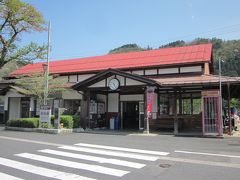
[106,92,109,128]
[174,89,178,135]
[144,87,148,132]
[80,91,90,129]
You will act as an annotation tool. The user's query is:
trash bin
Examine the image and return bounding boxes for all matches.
[110,117,115,130]
[114,116,120,130]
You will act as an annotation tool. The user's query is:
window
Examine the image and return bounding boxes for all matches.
[159,92,201,116]
[0,100,4,114]
[64,99,81,115]
[180,93,201,115]
[159,94,169,115]
[192,98,201,114]
[159,94,174,115]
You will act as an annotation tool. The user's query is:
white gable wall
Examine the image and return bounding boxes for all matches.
[120,94,144,101]
[4,90,25,111]
[9,98,21,120]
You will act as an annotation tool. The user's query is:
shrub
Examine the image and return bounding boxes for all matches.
[7,118,39,128]
[73,115,80,128]
[60,115,73,129]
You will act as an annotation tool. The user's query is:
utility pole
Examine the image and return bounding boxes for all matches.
[43,21,51,105]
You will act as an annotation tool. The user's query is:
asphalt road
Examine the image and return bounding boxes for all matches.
[0,129,240,180]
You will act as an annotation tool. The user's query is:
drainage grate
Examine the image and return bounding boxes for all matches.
[159,164,171,168]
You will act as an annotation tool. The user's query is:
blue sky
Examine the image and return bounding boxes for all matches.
[22,0,240,60]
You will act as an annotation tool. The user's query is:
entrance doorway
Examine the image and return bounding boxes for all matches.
[122,102,139,129]
[21,98,30,118]
[202,96,223,136]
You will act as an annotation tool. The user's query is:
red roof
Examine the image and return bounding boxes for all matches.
[10,43,212,76]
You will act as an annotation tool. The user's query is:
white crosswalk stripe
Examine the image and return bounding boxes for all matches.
[15,153,130,177]
[75,143,169,156]
[0,157,96,180]
[39,149,145,168]
[0,142,170,179]
[0,172,24,180]
[59,145,159,161]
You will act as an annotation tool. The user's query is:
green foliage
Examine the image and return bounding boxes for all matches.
[160,40,186,48]
[108,44,144,54]
[230,98,240,112]
[60,115,73,129]
[6,118,39,128]
[6,115,76,129]
[72,115,80,128]
[0,60,25,79]
[15,74,67,105]
[0,0,47,68]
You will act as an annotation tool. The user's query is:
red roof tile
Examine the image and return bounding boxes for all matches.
[10,43,212,76]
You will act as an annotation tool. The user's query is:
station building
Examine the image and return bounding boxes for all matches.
[1,43,240,136]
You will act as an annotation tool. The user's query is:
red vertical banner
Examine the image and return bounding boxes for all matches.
[147,86,155,119]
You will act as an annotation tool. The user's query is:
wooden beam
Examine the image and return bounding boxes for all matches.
[174,89,178,135]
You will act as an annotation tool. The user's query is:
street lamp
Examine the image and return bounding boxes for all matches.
[219,58,229,134]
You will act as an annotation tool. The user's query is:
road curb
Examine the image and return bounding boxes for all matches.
[5,126,73,134]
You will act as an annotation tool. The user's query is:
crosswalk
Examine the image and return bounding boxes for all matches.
[0,143,170,180]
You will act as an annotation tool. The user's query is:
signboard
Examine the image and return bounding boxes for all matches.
[89,101,97,114]
[201,90,220,97]
[40,105,51,123]
[146,86,155,118]
[97,103,105,114]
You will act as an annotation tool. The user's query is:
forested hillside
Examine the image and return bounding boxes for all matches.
[109,38,240,77]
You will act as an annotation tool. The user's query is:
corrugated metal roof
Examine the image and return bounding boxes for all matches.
[153,75,240,86]
[10,43,212,76]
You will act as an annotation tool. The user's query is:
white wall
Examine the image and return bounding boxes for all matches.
[69,75,78,82]
[9,98,21,120]
[132,70,144,75]
[78,74,95,82]
[158,68,178,74]
[120,94,144,101]
[180,66,202,73]
[108,93,119,112]
[145,69,158,75]
[126,78,145,86]
[89,80,105,88]
[62,90,82,100]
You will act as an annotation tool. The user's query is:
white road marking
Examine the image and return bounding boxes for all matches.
[75,143,169,156]
[0,172,24,180]
[59,145,159,161]
[157,156,240,169]
[16,153,129,177]
[175,150,240,158]
[39,149,145,168]
[0,157,95,180]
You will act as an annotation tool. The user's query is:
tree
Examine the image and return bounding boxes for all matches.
[160,40,186,48]
[0,0,46,68]
[15,74,67,105]
[108,44,144,54]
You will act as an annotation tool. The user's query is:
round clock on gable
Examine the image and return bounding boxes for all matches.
[108,78,120,90]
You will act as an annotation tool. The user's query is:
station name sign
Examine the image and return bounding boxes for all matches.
[40,105,51,123]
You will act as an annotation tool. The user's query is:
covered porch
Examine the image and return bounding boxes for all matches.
[73,69,240,136]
